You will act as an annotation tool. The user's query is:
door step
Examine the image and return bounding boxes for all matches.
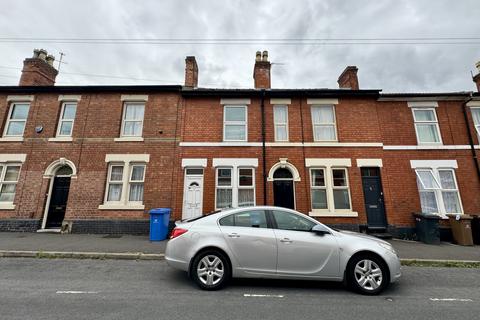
[367,231,393,239]
[36,228,61,233]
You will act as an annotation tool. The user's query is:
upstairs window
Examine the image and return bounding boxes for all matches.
[412,108,441,144]
[471,108,480,139]
[121,103,145,137]
[3,103,30,137]
[273,105,288,141]
[311,105,337,141]
[223,106,247,141]
[56,102,77,137]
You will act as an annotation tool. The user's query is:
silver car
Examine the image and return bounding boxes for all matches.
[166,206,401,295]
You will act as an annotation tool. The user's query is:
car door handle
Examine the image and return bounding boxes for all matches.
[280,238,292,244]
[228,233,240,238]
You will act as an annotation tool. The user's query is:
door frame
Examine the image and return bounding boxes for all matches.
[41,173,73,230]
[272,176,296,210]
[360,167,388,229]
[182,167,204,219]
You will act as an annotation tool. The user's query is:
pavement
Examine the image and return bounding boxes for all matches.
[0,232,479,262]
[1,258,480,320]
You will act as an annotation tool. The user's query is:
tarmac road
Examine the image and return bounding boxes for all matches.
[0,258,479,320]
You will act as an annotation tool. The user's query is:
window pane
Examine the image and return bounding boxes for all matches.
[438,170,456,189]
[311,169,325,187]
[274,106,287,123]
[312,106,334,124]
[238,189,254,207]
[131,166,145,181]
[272,210,315,231]
[129,183,144,201]
[219,214,234,226]
[419,191,438,213]
[275,125,288,141]
[62,104,77,119]
[416,170,440,189]
[225,107,246,121]
[414,109,436,121]
[110,166,124,181]
[123,121,142,136]
[59,121,73,136]
[125,104,144,120]
[0,184,16,202]
[416,124,440,143]
[332,169,347,187]
[239,168,253,186]
[314,125,336,140]
[4,166,20,181]
[224,125,246,140]
[216,189,232,208]
[442,191,461,213]
[107,184,122,201]
[472,109,480,125]
[217,169,232,186]
[312,189,327,209]
[333,189,350,209]
[186,168,203,175]
[56,166,72,176]
[11,104,29,119]
[234,210,267,228]
[6,121,26,136]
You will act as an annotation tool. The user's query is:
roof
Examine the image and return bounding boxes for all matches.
[0,85,182,94]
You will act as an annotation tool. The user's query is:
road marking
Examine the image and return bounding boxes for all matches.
[56,291,99,294]
[430,298,473,302]
[243,294,284,298]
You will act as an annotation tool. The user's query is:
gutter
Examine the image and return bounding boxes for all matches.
[462,93,480,182]
[261,89,267,205]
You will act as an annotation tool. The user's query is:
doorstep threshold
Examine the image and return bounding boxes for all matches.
[36,228,61,233]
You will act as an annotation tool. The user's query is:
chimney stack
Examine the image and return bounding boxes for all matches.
[184,56,198,88]
[19,49,58,86]
[337,66,359,90]
[253,50,271,89]
[473,61,480,92]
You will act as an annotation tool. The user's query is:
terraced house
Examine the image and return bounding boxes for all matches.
[1,49,480,237]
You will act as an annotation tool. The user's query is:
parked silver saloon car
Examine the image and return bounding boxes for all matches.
[166,206,401,295]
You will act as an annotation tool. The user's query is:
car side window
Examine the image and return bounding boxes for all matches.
[272,210,316,232]
[219,210,268,228]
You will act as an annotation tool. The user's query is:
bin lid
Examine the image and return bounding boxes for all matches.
[413,212,441,219]
[149,208,171,215]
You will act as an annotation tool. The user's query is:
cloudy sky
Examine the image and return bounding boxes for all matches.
[0,0,479,92]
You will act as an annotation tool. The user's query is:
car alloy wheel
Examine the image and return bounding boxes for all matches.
[197,255,225,286]
[354,259,383,291]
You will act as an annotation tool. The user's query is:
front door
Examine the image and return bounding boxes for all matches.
[182,174,203,220]
[273,180,295,209]
[46,176,71,229]
[361,168,387,229]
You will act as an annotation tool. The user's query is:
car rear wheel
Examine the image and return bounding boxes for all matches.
[347,254,389,295]
[191,250,230,290]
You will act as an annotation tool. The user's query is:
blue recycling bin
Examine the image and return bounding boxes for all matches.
[149,208,171,241]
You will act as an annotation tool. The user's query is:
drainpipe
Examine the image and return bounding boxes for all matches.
[261,90,267,205]
[462,93,480,182]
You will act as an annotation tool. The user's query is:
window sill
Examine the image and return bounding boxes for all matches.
[0,203,16,210]
[0,137,24,142]
[114,137,144,142]
[309,211,358,217]
[98,204,145,210]
[48,137,73,142]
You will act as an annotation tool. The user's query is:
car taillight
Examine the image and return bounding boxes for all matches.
[170,228,188,239]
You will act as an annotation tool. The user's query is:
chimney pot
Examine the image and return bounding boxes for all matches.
[46,55,55,66]
[37,49,48,60]
[262,50,268,61]
[476,61,480,73]
[256,51,262,61]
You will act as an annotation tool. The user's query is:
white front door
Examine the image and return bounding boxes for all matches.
[182,175,203,219]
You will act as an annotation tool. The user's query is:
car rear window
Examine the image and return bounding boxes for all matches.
[219,210,268,228]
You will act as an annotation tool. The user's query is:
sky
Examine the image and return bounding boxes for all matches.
[0,0,479,92]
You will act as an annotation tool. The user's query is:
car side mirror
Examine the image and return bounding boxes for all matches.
[311,224,331,236]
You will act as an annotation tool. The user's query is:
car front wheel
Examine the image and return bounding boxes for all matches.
[191,250,230,290]
[347,254,389,295]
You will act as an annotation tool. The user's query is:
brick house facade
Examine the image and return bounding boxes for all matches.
[1,49,480,236]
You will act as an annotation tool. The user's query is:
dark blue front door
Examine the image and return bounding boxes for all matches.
[361,168,387,229]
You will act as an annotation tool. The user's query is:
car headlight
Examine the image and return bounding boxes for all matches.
[378,242,396,254]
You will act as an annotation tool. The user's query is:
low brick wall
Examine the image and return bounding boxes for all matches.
[0,219,41,232]
[70,220,149,235]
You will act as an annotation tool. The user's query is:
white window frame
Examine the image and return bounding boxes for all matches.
[309,167,352,213]
[215,167,233,210]
[273,105,289,142]
[471,107,480,142]
[127,163,146,204]
[310,168,327,210]
[104,163,125,204]
[3,103,30,137]
[215,166,256,210]
[223,105,247,142]
[0,164,22,205]
[120,102,145,138]
[237,167,255,207]
[415,168,463,216]
[412,107,442,145]
[311,105,337,142]
[56,102,77,137]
